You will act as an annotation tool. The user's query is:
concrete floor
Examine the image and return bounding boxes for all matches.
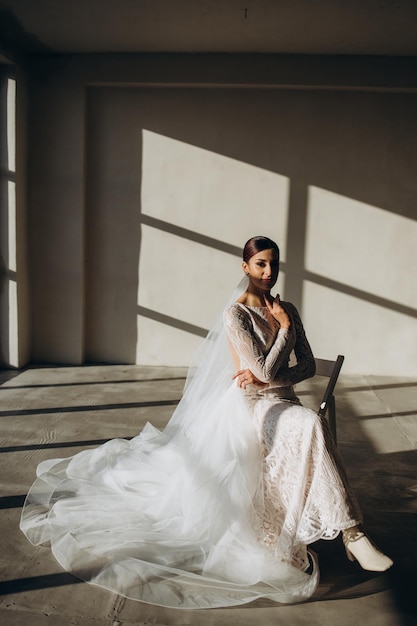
[0,364,416,626]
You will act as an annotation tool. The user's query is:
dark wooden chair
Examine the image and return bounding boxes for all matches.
[315,355,345,445]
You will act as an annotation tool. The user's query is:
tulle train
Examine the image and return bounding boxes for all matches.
[20,384,319,608]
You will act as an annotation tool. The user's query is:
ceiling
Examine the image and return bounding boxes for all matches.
[1,0,417,57]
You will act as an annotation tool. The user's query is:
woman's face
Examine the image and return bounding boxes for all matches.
[243,248,279,291]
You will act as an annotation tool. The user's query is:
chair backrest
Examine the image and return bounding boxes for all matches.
[314,354,344,443]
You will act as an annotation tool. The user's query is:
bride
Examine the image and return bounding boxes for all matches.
[20,235,392,609]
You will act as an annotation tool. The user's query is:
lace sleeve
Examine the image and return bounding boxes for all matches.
[270,302,316,387]
[223,304,293,383]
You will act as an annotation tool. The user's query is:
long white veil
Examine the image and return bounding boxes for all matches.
[167,275,249,435]
[20,274,319,609]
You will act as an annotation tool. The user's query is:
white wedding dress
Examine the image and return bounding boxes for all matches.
[20,294,361,609]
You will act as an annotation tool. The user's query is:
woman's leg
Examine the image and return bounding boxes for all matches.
[258,401,392,572]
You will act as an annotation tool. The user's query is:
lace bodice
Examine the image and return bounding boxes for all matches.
[223,302,316,388]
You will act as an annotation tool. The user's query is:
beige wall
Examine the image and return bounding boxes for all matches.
[28,68,85,364]
[26,55,417,375]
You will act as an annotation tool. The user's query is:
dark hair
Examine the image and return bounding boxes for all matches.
[243,236,280,263]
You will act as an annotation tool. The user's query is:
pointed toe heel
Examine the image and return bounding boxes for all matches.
[342,526,393,572]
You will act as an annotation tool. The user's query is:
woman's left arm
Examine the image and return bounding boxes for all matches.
[270,302,316,387]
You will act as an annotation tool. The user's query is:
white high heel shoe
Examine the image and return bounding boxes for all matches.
[342,526,393,572]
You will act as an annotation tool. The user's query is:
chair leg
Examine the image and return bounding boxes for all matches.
[328,395,337,445]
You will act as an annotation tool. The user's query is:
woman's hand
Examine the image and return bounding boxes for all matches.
[264,294,291,329]
[232,369,268,389]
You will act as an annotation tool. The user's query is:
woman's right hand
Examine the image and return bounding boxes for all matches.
[264,295,291,329]
[232,369,268,389]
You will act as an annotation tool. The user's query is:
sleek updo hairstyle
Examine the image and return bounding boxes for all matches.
[242,236,280,263]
